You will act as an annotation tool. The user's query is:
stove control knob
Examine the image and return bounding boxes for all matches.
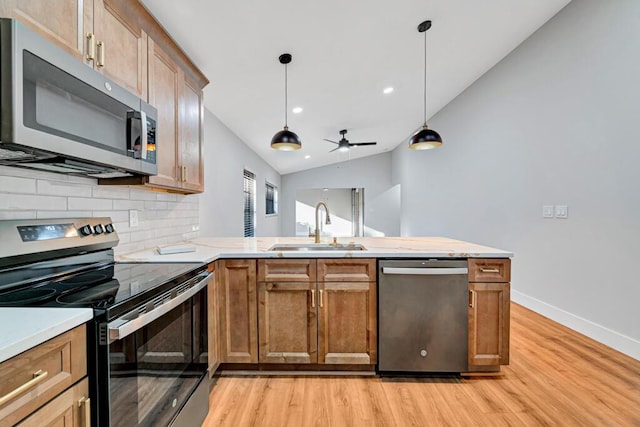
[79,225,93,236]
[94,224,104,235]
[104,223,115,234]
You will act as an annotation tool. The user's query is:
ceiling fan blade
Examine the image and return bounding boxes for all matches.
[323,139,339,144]
[329,147,341,153]
[350,142,377,147]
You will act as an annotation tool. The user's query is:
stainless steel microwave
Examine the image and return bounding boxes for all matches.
[0,18,157,177]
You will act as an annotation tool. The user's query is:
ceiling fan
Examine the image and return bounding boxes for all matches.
[324,129,377,152]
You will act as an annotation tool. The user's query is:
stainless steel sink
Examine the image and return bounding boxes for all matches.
[268,243,367,251]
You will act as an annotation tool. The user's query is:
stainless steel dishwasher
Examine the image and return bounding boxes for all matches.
[378,259,468,373]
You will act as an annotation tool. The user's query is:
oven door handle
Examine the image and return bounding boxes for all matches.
[108,272,212,342]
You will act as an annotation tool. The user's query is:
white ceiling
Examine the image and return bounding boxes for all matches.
[140,0,570,175]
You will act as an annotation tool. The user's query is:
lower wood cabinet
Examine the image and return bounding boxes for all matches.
[258,281,317,363]
[317,281,377,364]
[16,378,90,427]
[218,259,258,363]
[467,258,511,371]
[0,325,88,427]
[207,262,221,375]
[256,259,377,365]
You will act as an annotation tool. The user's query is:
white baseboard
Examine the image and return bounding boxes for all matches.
[511,290,640,361]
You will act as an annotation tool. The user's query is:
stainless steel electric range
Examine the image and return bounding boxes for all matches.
[0,218,211,427]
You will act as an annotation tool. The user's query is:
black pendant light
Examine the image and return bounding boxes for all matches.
[271,53,301,151]
[409,20,442,150]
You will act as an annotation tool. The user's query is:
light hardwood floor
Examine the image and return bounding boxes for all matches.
[203,303,640,426]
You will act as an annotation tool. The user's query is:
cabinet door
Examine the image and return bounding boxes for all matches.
[147,37,181,189]
[179,74,205,192]
[16,378,90,427]
[468,282,510,367]
[207,262,220,375]
[317,282,377,364]
[93,0,147,98]
[0,0,92,61]
[218,260,258,363]
[258,282,317,363]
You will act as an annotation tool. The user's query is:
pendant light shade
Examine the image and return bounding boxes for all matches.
[271,53,301,150]
[408,20,442,150]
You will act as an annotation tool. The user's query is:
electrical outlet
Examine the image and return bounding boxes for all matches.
[129,209,139,227]
[555,205,568,219]
[542,205,554,218]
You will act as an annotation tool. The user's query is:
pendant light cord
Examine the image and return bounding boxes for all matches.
[423,28,427,126]
[284,63,288,128]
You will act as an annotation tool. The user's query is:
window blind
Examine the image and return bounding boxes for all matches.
[265,182,277,215]
[243,169,256,237]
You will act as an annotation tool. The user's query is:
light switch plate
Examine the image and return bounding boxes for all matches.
[542,205,554,218]
[555,205,568,219]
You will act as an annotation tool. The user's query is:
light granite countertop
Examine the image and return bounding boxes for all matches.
[117,236,513,263]
[0,308,93,363]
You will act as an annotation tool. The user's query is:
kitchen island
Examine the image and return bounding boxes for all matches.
[118,236,512,376]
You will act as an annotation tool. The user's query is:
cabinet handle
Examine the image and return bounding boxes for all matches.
[86,33,95,61]
[469,290,476,308]
[0,369,48,406]
[319,289,324,308]
[479,267,499,273]
[183,166,188,182]
[311,289,315,308]
[79,396,91,427]
[97,41,105,68]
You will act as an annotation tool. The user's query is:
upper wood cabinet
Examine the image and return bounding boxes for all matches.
[92,0,148,99]
[0,0,92,60]
[1,0,209,194]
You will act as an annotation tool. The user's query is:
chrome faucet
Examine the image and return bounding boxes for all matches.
[312,202,331,243]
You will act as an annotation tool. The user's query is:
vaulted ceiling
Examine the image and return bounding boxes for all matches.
[141,0,571,174]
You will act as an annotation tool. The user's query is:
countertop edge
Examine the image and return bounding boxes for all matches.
[0,308,93,363]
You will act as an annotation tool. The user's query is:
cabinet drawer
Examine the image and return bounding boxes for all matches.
[258,259,316,282]
[0,325,87,426]
[317,259,376,282]
[16,378,90,427]
[468,258,511,282]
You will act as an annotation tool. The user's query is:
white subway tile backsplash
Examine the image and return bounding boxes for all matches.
[92,186,130,200]
[0,194,67,210]
[68,197,112,211]
[37,211,92,219]
[37,180,92,197]
[0,176,36,194]
[0,211,36,220]
[1,168,200,257]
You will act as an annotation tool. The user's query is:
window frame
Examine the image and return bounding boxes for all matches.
[265,181,278,216]
[243,169,256,237]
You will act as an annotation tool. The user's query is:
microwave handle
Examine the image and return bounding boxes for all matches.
[140,110,148,160]
[108,272,212,342]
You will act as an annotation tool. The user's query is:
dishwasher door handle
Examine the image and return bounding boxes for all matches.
[381,267,468,275]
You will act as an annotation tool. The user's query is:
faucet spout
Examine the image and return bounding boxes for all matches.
[313,202,331,243]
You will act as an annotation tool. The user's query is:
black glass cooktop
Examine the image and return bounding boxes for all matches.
[0,262,204,318]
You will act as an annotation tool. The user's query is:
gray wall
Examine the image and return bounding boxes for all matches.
[392,0,640,358]
[281,152,401,237]
[199,109,281,237]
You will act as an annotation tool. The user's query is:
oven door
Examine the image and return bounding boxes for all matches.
[97,272,210,427]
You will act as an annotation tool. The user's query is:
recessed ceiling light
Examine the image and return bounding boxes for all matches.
[383,87,394,94]
[304,155,311,159]
[292,107,303,114]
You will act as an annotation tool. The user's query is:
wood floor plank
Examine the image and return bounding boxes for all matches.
[203,303,640,426]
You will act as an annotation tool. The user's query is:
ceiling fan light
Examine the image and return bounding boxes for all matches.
[338,146,350,152]
[408,125,442,150]
[271,128,301,151]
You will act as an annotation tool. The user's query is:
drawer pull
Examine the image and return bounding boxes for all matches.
[479,267,500,273]
[86,33,95,61]
[0,369,48,406]
[79,396,91,426]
